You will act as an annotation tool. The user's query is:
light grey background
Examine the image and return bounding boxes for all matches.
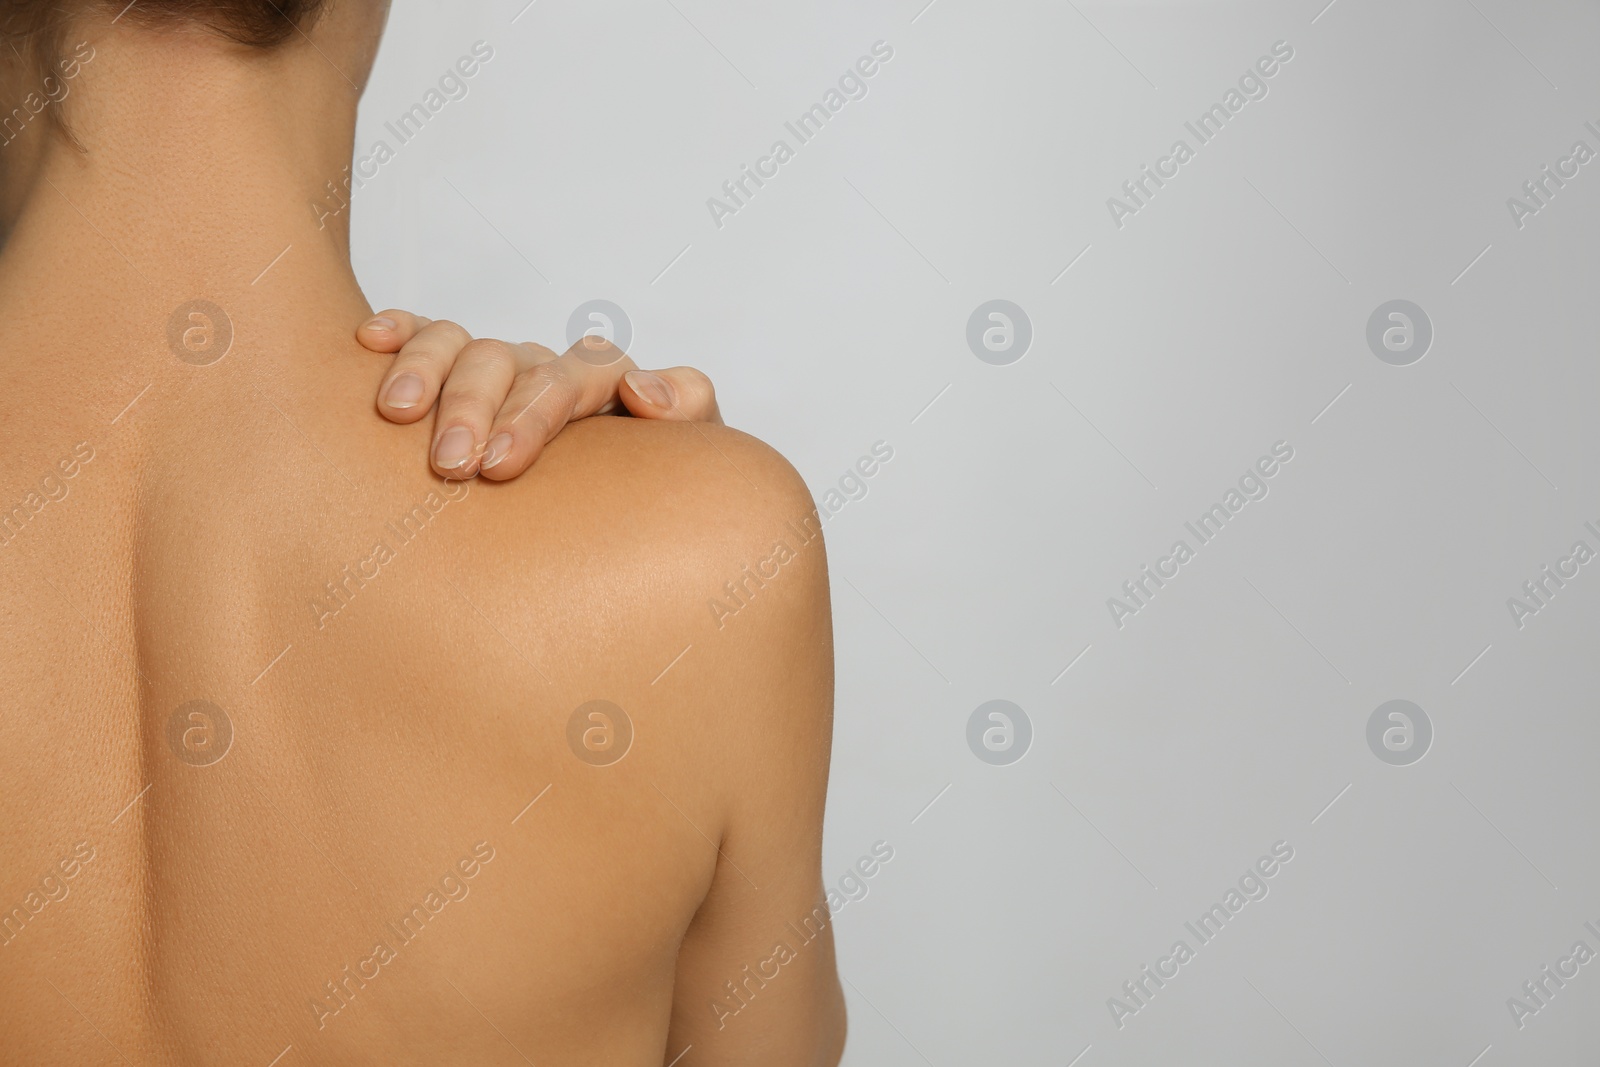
[352,2,1600,1063]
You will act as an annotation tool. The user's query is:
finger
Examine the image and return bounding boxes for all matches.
[374,319,471,424]
[357,309,433,353]
[431,338,523,476]
[518,341,561,367]
[619,367,722,425]
[479,340,639,480]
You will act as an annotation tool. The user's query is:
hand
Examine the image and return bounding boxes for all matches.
[357,310,723,480]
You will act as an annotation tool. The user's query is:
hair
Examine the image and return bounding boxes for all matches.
[2,1,329,59]
[0,1,329,145]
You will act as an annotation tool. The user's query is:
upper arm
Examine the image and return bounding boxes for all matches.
[474,417,846,1063]
[660,431,846,1067]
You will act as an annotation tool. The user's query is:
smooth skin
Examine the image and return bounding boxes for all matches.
[0,4,844,1065]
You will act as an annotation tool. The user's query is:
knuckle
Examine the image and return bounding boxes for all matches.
[519,341,559,365]
[438,383,503,412]
[390,352,443,378]
[428,319,470,344]
[678,366,714,394]
[402,325,468,365]
[458,338,519,372]
[527,361,574,396]
[505,371,570,425]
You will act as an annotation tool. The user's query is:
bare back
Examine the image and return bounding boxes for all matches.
[0,290,841,1065]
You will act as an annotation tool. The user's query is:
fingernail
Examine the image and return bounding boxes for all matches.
[483,433,514,469]
[384,373,424,409]
[625,370,674,408]
[366,315,398,332]
[434,425,476,470]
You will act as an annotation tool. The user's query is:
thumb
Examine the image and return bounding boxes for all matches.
[621,368,722,425]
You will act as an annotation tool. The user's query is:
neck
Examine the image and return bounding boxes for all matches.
[0,15,375,323]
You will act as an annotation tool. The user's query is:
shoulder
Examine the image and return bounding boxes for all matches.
[452,415,835,811]
[540,417,812,517]
[487,416,824,590]
[439,416,831,676]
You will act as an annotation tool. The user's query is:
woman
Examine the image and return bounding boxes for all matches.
[0,2,845,1065]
